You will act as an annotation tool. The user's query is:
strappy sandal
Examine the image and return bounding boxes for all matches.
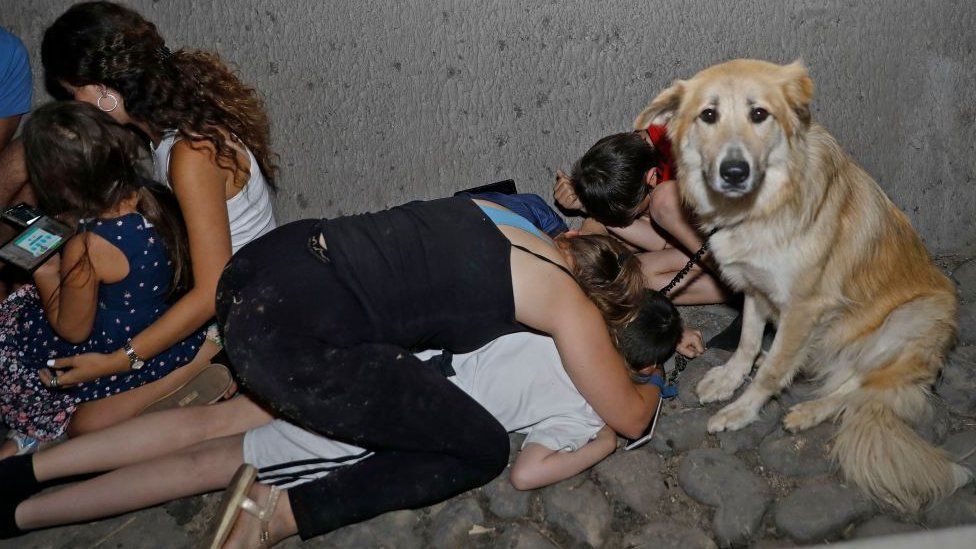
[202,464,282,549]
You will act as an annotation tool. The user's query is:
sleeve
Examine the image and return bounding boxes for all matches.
[520,415,605,452]
[0,28,33,118]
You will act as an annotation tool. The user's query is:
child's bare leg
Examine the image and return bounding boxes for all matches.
[33,396,270,482]
[640,248,728,305]
[16,434,245,530]
[67,340,223,436]
[648,180,705,253]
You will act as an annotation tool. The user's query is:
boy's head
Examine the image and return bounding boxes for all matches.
[571,132,662,227]
[615,290,682,372]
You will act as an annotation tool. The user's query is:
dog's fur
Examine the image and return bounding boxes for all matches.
[634,59,969,513]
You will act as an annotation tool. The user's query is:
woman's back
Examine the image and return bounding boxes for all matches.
[285,197,521,352]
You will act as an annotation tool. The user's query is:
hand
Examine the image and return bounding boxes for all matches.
[554,169,585,212]
[676,328,705,358]
[39,351,128,389]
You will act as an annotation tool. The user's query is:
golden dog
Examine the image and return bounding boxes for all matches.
[634,59,969,512]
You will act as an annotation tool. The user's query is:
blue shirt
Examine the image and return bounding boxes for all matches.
[0,26,31,118]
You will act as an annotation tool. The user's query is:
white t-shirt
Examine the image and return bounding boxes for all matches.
[151,132,277,253]
[419,331,605,452]
[243,332,605,487]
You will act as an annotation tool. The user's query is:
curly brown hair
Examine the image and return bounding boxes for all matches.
[559,233,645,328]
[42,1,276,188]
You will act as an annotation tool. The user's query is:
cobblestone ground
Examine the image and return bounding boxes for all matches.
[4,255,976,548]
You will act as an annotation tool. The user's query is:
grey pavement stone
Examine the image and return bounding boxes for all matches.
[676,349,733,408]
[542,477,612,548]
[678,448,771,546]
[778,380,821,408]
[852,516,921,538]
[959,302,976,346]
[483,469,532,519]
[758,423,836,477]
[495,523,559,549]
[942,430,976,470]
[773,482,875,543]
[937,346,976,417]
[718,400,783,453]
[319,509,422,549]
[651,408,710,454]
[622,522,718,549]
[593,449,666,518]
[923,489,976,528]
[1,505,195,549]
[916,400,951,445]
[953,259,976,303]
[428,498,486,549]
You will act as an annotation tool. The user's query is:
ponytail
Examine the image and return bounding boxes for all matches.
[559,234,645,328]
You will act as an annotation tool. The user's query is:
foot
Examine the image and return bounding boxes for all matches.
[697,363,748,404]
[783,398,839,433]
[223,483,297,549]
[707,396,763,433]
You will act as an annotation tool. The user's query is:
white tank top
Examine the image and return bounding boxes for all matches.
[151,132,277,254]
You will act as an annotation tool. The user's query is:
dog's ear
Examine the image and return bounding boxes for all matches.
[782,60,814,125]
[633,81,685,130]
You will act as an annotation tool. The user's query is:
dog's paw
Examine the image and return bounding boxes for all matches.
[697,365,746,404]
[783,400,833,433]
[707,400,760,433]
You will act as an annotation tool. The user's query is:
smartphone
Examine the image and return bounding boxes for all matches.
[454,179,517,196]
[0,215,73,272]
[623,397,664,451]
[2,203,45,229]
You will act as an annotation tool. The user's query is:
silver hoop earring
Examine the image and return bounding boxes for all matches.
[97,92,119,113]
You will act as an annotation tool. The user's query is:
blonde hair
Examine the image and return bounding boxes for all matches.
[559,234,645,328]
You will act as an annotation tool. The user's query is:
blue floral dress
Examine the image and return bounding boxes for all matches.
[0,213,206,440]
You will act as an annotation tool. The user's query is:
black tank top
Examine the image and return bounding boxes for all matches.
[315,197,524,353]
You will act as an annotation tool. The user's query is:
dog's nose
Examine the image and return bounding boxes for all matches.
[720,159,750,186]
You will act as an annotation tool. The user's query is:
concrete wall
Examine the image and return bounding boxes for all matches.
[3,0,974,254]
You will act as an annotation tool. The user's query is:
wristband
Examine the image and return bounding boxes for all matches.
[633,372,678,399]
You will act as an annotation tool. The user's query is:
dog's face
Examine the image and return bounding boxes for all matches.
[635,59,814,220]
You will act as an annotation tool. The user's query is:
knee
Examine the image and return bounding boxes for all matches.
[472,421,510,483]
[648,181,682,228]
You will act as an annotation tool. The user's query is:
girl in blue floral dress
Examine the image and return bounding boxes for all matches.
[0,102,206,454]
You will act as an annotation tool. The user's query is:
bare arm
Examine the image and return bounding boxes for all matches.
[513,266,659,439]
[120,141,233,360]
[0,116,21,155]
[509,426,617,490]
[32,234,103,343]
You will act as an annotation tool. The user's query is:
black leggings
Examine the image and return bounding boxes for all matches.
[216,220,509,539]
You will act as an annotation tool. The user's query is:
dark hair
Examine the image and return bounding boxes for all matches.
[615,290,683,371]
[559,234,645,328]
[23,101,192,294]
[570,132,661,227]
[42,1,276,189]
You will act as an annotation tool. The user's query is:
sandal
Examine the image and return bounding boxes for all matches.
[142,363,235,415]
[202,464,282,549]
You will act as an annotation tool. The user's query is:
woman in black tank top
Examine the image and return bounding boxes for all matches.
[212,197,658,544]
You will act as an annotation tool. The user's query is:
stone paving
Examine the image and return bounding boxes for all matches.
[3,255,976,548]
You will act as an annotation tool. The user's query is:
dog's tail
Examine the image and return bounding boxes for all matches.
[834,358,970,513]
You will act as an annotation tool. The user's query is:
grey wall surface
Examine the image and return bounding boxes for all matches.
[2,0,974,254]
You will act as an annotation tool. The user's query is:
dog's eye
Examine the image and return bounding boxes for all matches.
[699,108,718,124]
[750,107,770,123]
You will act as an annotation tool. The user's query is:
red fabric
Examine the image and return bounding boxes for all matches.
[646,123,675,182]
